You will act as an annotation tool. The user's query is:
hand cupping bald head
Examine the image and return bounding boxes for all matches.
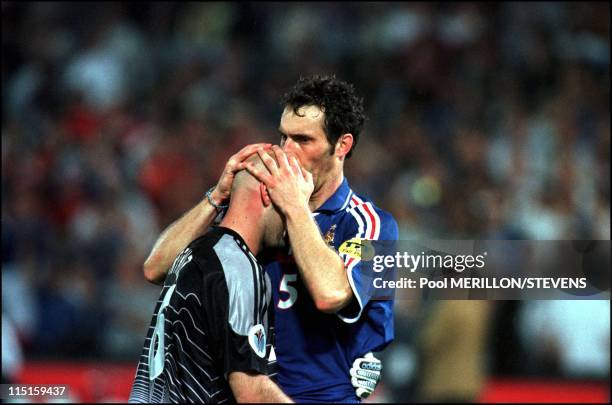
[231,150,275,193]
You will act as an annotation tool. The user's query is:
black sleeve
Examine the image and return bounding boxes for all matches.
[202,272,269,378]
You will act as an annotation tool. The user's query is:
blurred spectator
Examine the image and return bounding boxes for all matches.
[415,301,493,402]
[2,314,24,384]
[34,257,102,357]
[518,300,610,378]
[102,250,160,359]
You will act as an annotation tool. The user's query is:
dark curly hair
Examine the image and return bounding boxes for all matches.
[280,75,366,159]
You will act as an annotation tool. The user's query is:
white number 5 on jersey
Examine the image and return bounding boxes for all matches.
[277,274,298,309]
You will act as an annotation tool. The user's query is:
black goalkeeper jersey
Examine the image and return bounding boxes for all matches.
[129,226,275,403]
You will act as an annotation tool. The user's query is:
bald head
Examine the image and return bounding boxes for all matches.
[232,154,266,196]
[231,152,273,195]
[222,150,285,253]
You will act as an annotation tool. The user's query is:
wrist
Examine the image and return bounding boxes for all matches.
[284,201,311,221]
[206,187,229,212]
[210,187,227,205]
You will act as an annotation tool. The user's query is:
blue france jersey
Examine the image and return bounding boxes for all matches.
[263,177,398,402]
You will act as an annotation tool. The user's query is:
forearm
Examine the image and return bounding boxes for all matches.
[144,193,220,284]
[285,205,352,313]
[230,372,293,403]
[252,375,293,403]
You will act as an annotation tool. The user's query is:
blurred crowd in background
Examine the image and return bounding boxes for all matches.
[2,2,609,402]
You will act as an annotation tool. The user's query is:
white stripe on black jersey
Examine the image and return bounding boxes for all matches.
[129,227,275,403]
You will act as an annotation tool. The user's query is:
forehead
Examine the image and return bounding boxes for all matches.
[280,105,326,135]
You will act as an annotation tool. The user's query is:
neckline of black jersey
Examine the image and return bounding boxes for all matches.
[211,225,256,256]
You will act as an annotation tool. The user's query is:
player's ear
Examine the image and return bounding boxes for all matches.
[260,182,271,207]
[335,133,354,160]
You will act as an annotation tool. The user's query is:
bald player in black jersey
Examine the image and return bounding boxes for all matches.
[129,153,312,403]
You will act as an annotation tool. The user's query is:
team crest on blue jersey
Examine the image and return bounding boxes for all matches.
[248,324,267,358]
[324,224,337,246]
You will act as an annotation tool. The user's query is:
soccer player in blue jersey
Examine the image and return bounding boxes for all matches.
[144,75,397,402]
[244,76,398,402]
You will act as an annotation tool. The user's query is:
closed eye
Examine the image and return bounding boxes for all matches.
[292,135,311,143]
[279,131,313,145]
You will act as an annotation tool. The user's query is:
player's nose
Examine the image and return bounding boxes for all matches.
[281,138,297,153]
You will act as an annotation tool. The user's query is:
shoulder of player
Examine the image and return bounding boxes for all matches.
[335,193,398,241]
[186,227,244,264]
[179,234,228,280]
[344,193,397,225]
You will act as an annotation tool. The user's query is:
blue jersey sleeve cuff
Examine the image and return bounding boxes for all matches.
[335,261,365,324]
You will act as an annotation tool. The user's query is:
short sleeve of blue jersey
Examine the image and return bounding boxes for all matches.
[336,202,399,323]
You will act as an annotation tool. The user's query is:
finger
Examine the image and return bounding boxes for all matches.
[302,166,313,184]
[353,376,377,390]
[355,387,372,399]
[352,377,375,394]
[357,358,382,371]
[225,161,248,177]
[357,369,381,382]
[289,156,303,179]
[350,367,380,382]
[354,357,382,371]
[234,143,273,163]
[245,161,275,186]
[361,360,382,371]
[272,145,292,174]
[234,162,248,171]
[257,148,280,176]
